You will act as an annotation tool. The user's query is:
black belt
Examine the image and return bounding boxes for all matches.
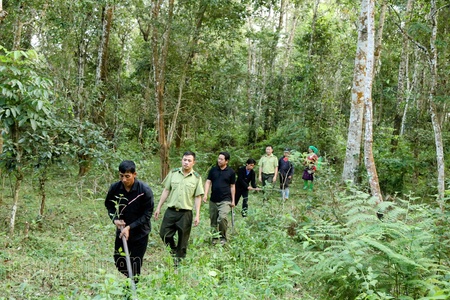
[168,207,191,212]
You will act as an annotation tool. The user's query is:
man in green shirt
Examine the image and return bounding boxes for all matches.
[258,145,279,186]
[154,151,204,264]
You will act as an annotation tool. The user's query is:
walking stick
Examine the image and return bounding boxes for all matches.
[120,226,137,299]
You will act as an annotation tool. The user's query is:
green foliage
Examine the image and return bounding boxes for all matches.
[0,46,53,132]
[298,186,450,299]
[1,153,450,299]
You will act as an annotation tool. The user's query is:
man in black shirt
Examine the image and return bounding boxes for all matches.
[105,160,154,280]
[235,158,258,217]
[203,152,235,245]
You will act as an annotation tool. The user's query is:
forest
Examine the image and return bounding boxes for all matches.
[1,0,450,299]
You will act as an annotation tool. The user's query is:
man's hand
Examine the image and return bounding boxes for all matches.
[119,225,130,240]
[230,201,235,208]
[194,216,200,227]
[154,208,161,220]
[202,195,208,203]
[114,219,126,229]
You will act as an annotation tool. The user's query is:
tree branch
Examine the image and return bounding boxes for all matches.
[387,4,432,69]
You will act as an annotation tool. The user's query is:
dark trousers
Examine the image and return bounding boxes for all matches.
[262,173,275,186]
[159,208,193,258]
[114,235,149,279]
[235,188,249,211]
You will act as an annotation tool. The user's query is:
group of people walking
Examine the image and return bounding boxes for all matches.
[104,145,320,283]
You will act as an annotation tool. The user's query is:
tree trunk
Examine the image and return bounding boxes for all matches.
[151,0,174,181]
[9,123,23,236]
[428,0,445,207]
[39,175,46,217]
[373,0,387,77]
[400,48,419,135]
[12,3,23,50]
[76,35,90,177]
[362,0,382,202]
[9,172,23,236]
[246,27,257,144]
[342,0,371,183]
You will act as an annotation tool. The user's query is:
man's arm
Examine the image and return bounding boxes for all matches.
[154,188,170,220]
[193,195,202,226]
[203,179,211,203]
[258,159,263,182]
[273,166,278,182]
[230,184,236,207]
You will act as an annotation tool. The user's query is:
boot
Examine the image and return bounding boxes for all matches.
[308,181,314,191]
[303,180,308,190]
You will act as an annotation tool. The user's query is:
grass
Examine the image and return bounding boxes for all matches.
[2,164,450,300]
[0,168,325,299]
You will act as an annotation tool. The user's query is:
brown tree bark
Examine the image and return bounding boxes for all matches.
[151,0,175,181]
[362,0,382,202]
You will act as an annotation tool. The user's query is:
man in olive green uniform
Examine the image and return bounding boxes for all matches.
[154,151,204,262]
[258,145,279,186]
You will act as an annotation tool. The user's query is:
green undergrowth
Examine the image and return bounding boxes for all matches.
[1,169,450,299]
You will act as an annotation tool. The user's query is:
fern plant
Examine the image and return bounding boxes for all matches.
[297,188,450,299]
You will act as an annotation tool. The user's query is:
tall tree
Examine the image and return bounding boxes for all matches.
[342,0,369,184]
[427,0,446,207]
[392,0,448,206]
[0,48,53,235]
[151,0,175,180]
[361,0,382,202]
[342,0,381,203]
